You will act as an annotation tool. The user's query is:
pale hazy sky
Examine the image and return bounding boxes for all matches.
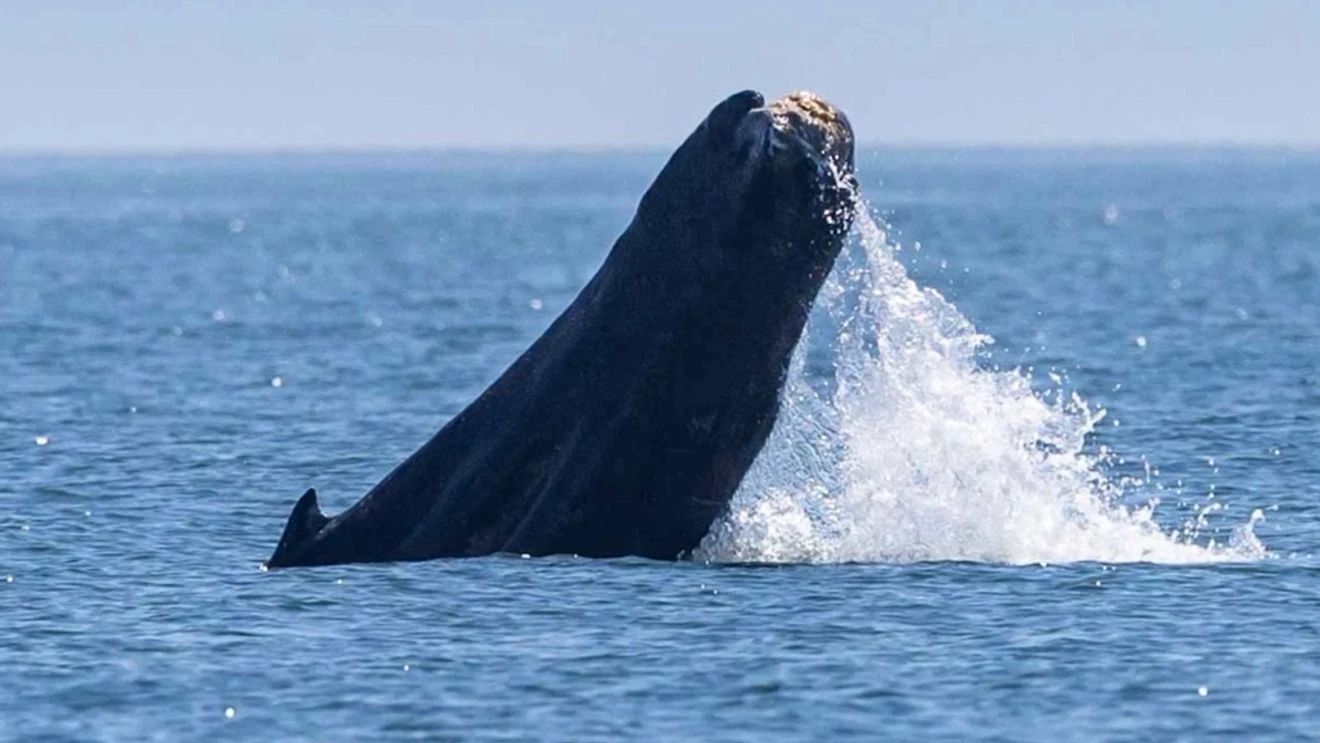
[1,0,1316,152]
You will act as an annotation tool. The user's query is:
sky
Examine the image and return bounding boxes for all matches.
[1,0,1316,152]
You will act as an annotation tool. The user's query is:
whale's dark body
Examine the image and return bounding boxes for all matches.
[266,90,856,568]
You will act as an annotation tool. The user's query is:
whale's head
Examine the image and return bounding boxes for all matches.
[549,90,860,554]
[612,90,857,371]
[632,89,856,271]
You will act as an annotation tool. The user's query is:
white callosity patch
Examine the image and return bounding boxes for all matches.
[698,201,1266,565]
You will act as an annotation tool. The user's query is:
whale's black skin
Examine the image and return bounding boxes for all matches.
[266,90,857,568]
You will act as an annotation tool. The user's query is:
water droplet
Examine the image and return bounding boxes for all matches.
[5,576,12,583]
[403,664,410,671]
[1197,686,1208,697]
[84,510,91,517]
[129,406,138,413]
[270,377,284,388]
[34,435,49,446]
[529,298,543,311]
[335,578,344,585]
[1134,336,1147,348]
[224,707,236,719]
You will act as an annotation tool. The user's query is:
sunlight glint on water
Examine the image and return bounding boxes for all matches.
[699,201,1266,565]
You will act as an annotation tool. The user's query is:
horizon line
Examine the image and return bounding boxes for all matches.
[2,140,1319,159]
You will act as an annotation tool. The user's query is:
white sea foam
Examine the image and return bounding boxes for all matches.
[698,202,1265,565]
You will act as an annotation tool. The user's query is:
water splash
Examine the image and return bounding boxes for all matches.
[699,203,1265,565]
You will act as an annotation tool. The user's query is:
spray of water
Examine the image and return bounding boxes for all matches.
[698,201,1265,565]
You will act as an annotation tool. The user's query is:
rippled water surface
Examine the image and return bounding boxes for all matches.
[3,149,1319,741]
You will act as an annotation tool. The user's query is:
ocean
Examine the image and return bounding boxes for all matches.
[2,148,1318,741]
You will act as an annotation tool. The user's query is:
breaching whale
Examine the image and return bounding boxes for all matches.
[266,90,857,568]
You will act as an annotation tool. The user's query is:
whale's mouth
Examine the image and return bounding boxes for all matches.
[764,91,854,176]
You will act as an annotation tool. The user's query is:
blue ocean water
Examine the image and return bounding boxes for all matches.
[2,149,1318,741]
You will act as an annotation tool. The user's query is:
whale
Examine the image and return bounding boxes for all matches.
[266,90,857,568]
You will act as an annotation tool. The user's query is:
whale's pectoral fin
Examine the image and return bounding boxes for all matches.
[266,488,329,568]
